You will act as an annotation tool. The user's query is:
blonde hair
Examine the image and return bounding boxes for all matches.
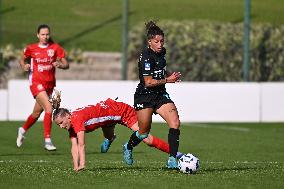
[49,89,61,109]
[49,89,71,120]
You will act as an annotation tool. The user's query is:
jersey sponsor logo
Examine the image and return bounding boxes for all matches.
[136,104,143,108]
[153,70,165,78]
[38,64,53,72]
[35,57,52,63]
[35,52,40,55]
[47,49,55,57]
[154,70,163,74]
[144,63,151,71]
[84,116,122,126]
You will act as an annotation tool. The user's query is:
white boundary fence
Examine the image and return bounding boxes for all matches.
[1,80,284,122]
[0,90,8,120]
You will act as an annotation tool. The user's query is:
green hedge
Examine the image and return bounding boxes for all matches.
[0,45,21,74]
[128,21,284,81]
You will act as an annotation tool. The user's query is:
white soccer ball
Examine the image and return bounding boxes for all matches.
[178,153,200,174]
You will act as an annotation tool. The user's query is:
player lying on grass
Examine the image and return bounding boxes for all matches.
[51,93,182,172]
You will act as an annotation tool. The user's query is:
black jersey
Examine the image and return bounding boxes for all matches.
[135,47,167,94]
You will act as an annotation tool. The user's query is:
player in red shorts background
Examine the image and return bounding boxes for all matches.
[16,24,69,151]
[52,97,182,172]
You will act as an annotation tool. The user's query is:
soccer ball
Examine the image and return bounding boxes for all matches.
[178,153,200,174]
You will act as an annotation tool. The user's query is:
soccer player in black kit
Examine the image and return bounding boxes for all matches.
[123,21,182,169]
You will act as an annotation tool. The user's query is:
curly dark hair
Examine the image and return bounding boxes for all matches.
[145,21,164,40]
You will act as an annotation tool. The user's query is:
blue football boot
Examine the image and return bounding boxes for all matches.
[167,156,178,169]
[100,135,116,153]
[123,143,133,165]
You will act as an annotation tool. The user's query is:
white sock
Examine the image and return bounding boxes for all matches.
[19,127,26,134]
[45,138,52,143]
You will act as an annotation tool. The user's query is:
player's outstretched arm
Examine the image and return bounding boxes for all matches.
[76,131,86,171]
[70,137,79,171]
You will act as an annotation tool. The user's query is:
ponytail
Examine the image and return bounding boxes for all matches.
[49,89,71,120]
[49,89,61,110]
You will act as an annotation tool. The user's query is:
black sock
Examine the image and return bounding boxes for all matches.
[127,131,143,150]
[168,128,180,158]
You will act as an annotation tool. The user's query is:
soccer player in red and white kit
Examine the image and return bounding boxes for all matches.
[16,24,69,151]
[52,98,181,172]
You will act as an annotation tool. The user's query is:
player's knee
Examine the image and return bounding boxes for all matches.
[176,120,181,129]
[170,119,180,129]
[45,106,53,113]
[136,131,149,140]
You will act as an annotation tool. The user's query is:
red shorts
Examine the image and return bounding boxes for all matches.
[108,99,137,128]
[30,82,54,98]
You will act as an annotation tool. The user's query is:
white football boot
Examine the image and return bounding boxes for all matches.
[16,127,26,147]
[44,138,57,151]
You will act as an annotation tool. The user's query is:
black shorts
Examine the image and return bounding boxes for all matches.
[134,91,174,112]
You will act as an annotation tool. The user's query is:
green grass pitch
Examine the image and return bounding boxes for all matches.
[0,121,283,188]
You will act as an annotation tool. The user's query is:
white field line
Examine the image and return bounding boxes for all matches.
[186,123,251,132]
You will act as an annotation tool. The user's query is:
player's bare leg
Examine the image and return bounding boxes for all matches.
[36,91,56,151]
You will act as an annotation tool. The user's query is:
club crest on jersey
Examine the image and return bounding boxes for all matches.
[144,63,150,71]
[47,49,55,57]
